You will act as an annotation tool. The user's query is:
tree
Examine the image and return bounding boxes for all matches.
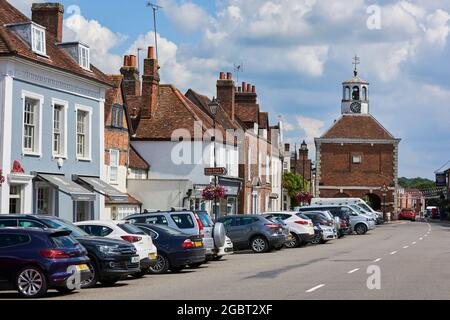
[282,172,310,208]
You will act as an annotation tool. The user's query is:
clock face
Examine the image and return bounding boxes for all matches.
[350,102,362,113]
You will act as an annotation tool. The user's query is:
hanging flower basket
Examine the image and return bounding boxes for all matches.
[296,192,313,205]
[202,185,226,201]
[0,170,5,187]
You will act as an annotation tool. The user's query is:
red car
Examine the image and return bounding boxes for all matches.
[399,209,417,221]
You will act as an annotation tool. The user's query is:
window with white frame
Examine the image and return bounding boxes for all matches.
[23,97,41,154]
[79,45,90,70]
[32,25,46,55]
[76,109,90,159]
[109,149,119,184]
[53,104,66,157]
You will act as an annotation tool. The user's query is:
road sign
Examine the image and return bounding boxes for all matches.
[204,167,227,176]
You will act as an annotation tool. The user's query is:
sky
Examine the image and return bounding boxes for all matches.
[9,0,450,179]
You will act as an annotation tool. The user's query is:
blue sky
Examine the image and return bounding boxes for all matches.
[11,0,450,179]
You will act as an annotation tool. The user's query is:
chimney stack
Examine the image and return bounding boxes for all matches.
[217,71,235,121]
[141,46,160,118]
[31,3,64,43]
[120,54,141,97]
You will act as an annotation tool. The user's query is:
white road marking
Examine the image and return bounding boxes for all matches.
[412,242,417,245]
[306,284,325,293]
[424,235,428,237]
[419,238,423,241]
[390,251,397,255]
[348,268,360,274]
[403,246,409,249]
[374,258,382,263]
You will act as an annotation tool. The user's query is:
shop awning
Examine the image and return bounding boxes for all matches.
[218,177,243,197]
[37,174,96,202]
[75,176,128,202]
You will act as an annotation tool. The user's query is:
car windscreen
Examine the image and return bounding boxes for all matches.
[41,219,89,238]
[358,203,373,212]
[171,214,195,229]
[196,212,214,228]
[118,223,146,235]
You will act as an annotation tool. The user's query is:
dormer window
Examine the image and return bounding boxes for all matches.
[79,45,90,70]
[32,25,46,55]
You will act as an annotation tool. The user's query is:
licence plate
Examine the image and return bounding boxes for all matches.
[149,253,157,260]
[194,241,203,248]
[131,256,140,264]
[76,264,89,272]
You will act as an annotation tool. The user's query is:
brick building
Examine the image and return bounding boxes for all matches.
[291,141,313,190]
[315,64,401,214]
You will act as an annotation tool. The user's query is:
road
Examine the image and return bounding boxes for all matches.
[2,220,450,300]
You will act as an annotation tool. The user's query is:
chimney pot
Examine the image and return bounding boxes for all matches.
[227,72,232,80]
[238,87,242,92]
[247,84,252,93]
[129,55,137,68]
[242,82,246,92]
[123,55,130,67]
[219,72,225,80]
[148,46,155,59]
[252,85,256,93]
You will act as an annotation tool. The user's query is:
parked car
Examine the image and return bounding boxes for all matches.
[76,221,157,277]
[298,212,337,244]
[0,228,91,298]
[350,204,383,225]
[0,215,140,288]
[299,205,375,235]
[125,210,220,258]
[134,224,206,273]
[217,215,289,253]
[263,212,314,248]
[215,236,234,260]
[399,209,417,222]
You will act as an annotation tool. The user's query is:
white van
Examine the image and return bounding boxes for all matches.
[308,198,383,222]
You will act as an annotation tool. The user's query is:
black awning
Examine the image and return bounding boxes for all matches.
[75,176,128,202]
[38,174,96,202]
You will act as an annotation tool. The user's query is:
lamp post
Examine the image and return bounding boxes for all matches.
[380,184,389,222]
[208,97,220,221]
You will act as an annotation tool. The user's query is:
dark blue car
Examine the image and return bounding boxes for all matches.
[135,224,206,274]
[0,228,91,298]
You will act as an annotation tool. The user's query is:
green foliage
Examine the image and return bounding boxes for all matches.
[282,172,310,207]
[398,177,436,190]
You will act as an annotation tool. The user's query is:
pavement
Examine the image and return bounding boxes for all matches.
[2,221,450,300]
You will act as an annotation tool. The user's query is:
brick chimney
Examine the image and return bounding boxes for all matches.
[31,3,64,43]
[120,55,141,97]
[141,47,160,118]
[235,82,258,105]
[216,72,235,121]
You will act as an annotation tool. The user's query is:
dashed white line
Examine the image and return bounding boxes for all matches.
[348,268,360,274]
[306,284,325,293]
[374,258,382,263]
[419,238,423,241]
[390,251,397,255]
[412,242,417,245]
[403,246,409,249]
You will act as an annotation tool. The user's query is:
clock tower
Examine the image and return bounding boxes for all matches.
[341,55,369,115]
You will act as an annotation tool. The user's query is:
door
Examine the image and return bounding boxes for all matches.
[9,185,23,214]
[233,217,258,246]
[0,234,31,286]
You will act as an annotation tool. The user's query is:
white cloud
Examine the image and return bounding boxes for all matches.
[424,9,450,46]
[160,0,210,34]
[63,13,126,73]
[296,116,325,142]
[8,0,42,16]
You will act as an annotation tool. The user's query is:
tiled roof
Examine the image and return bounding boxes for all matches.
[321,114,396,140]
[0,0,111,86]
[132,84,227,140]
[235,103,259,125]
[129,145,150,170]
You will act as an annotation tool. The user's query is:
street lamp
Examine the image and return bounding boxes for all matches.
[380,184,389,222]
[208,97,220,220]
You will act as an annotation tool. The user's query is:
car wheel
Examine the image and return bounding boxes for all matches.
[16,266,48,299]
[150,254,170,274]
[251,236,269,253]
[285,233,300,248]
[355,224,368,235]
[99,278,120,286]
[80,262,98,289]
[310,234,321,245]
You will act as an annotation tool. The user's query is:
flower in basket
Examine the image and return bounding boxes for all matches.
[202,185,226,201]
[296,192,313,205]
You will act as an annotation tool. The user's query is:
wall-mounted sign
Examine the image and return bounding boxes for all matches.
[436,172,448,187]
[204,167,227,176]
